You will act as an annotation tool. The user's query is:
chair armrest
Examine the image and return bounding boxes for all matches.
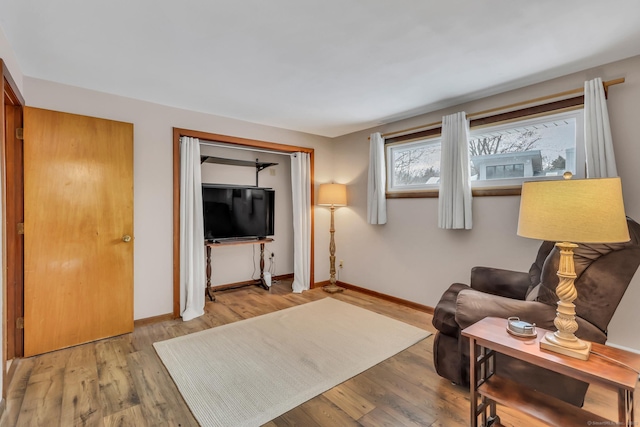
[470,266,531,300]
[455,289,607,343]
[455,289,556,330]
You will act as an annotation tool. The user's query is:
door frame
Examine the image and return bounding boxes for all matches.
[1,59,25,397]
[172,128,315,317]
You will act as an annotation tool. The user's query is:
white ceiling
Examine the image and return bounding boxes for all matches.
[1,1,640,137]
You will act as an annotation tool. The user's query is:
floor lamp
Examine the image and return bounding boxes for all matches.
[318,183,347,293]
[517,173,629,360]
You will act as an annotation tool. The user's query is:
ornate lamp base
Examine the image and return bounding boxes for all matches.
[323,204,344,294]
[540,242,592,361]
[322,283,344,293]
[540,331,591,360]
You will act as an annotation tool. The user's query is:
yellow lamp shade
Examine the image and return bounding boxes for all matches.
[318,183,347,206]
[518,177,629,243]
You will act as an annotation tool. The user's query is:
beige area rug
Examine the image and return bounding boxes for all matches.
[153,297,431,427]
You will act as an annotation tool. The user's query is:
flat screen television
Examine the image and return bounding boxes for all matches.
[202,184,275,241]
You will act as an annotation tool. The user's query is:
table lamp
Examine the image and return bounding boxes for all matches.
[318,183,347,293]
[517,173,629,360]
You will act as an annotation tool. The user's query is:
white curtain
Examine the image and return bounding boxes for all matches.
[180,136,205,321]
[367,132,387,224]
[584,77,618,178]
[438,112,473,229]
[290,152,311,293]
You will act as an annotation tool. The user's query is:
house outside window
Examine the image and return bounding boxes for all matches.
[386,109,584,194]
[484,162,527,180]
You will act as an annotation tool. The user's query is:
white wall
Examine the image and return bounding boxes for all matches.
[200,144,293,285]
[332,55,640,351]
[0,25,23,93]
[23,77,334,320]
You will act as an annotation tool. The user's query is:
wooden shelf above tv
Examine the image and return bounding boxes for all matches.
[200,156,278,186]
[200,156,277,170]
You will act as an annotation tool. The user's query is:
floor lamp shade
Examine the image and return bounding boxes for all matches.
[517,176,629,360]
[318,184,347,207]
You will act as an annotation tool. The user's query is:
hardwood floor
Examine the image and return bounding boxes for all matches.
[1,280,634,426]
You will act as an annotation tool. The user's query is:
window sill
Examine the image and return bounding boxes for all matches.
[386,186,522,199]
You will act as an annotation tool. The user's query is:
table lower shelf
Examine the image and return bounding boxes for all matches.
[478,375,609,427]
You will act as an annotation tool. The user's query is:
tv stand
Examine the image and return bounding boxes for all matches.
[210,237,262,244]
[204,238,274,301]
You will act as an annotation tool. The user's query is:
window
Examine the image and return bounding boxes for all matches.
[386,109,584,194]
[468,110,583,187]
[386,137,441,191]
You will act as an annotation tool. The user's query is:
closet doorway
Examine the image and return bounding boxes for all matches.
[172,128,315,317]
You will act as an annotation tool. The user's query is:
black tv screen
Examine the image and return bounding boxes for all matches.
[202,185,275,241]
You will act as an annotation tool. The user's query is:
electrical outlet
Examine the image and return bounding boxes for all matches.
[339,260,344,268]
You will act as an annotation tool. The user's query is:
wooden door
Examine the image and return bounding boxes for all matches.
[23,107,134,356]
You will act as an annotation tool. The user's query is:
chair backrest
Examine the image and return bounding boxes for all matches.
[535,218,640,333]
[527,240,556,294]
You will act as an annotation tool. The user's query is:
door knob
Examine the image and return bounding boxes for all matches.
[122,235,132,243]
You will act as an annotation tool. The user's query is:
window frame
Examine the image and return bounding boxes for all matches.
[385,135,442,194]
[385,107,585,198]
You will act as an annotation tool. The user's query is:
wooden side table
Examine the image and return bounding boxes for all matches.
[462,317,640,427]
[205,238,274,301]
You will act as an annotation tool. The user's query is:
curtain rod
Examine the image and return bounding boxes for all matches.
[380,77,625,139]
[199,140,292,157]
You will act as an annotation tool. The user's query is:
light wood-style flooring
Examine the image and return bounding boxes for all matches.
[0,279,634,426]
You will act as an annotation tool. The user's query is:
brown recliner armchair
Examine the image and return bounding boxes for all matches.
[432,217,640,407]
